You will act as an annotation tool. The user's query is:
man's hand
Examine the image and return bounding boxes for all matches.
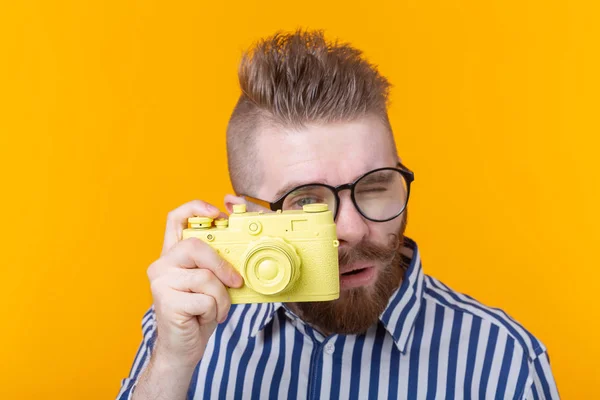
[133,200,243,400]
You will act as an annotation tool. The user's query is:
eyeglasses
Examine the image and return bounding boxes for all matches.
[240,162,414,222]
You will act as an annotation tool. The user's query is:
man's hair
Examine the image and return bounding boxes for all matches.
[226,29,392,195]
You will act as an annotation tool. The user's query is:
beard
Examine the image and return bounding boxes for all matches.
[286,214,408,335]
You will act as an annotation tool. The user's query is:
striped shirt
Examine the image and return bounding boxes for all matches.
[117,237,559,399]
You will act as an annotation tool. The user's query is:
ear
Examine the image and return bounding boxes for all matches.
[224,194,247,215]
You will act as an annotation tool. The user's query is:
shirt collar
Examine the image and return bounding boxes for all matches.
[378,236,424,352]
[248,236,424,353]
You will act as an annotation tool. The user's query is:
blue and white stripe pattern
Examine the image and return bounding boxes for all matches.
[117,237,559,399]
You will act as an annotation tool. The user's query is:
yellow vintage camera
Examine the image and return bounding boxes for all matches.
[182,203,340,304]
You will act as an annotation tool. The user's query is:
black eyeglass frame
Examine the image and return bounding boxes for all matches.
[239,162,415,223]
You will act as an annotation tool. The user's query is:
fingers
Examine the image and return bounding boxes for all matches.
[161,290,218,325]
[157,237,243,288]
[152,269,232,324]
[162,200,223,256]
[169,268,232,323]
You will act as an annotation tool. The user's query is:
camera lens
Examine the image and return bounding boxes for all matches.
[241,238,300,295]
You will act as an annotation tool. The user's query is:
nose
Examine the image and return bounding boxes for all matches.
[334,191,369,248]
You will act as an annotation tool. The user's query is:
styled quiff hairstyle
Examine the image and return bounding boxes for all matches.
[226,29,393,194]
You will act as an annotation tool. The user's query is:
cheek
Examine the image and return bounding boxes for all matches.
[366,219,402,244]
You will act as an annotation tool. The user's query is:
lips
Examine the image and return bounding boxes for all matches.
[339,263,377,289]
[339,261,372,275]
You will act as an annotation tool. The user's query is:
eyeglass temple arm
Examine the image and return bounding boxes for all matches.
[397,161,415,182]
[238,195,276,211]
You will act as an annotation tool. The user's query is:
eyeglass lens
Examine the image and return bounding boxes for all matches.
[281,169,408,221]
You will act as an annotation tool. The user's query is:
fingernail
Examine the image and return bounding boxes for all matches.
[207,204,219,214]
[234,273,244,287]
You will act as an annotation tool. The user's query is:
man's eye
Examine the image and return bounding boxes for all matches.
[293,196,320,207]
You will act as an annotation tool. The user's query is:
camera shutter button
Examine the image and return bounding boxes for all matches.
[233,204,247,214]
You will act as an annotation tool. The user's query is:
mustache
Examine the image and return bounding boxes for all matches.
[338,233,402,266]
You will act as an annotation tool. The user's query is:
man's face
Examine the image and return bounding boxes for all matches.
[252,114,407,335]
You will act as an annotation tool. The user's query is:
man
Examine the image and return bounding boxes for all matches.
[117,30,559,399]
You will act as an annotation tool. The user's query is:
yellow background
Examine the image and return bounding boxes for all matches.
[1,0,598,398]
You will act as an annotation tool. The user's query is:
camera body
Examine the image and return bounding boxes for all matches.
[182,203,340,304]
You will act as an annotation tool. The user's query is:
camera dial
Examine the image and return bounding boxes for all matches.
[187,217,213,229]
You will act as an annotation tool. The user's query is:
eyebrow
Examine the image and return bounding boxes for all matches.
[358,170,396,185]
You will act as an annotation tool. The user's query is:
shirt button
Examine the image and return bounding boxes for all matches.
[324,342,335,355]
